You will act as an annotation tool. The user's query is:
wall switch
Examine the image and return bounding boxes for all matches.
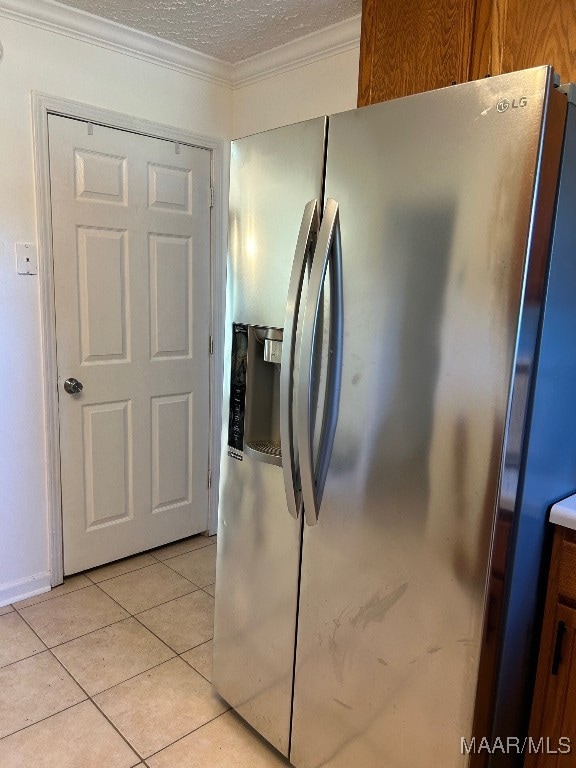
[16,243,37,275]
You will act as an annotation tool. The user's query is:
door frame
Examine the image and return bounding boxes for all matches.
[32,92,227,586]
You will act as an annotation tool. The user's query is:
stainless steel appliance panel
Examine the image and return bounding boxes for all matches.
[290,68,562,767]
[213,118,327,756]
[227,119,327,328]
[489,99,576,759]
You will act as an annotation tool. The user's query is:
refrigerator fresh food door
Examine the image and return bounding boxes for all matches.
[290,68,566,767]
[213,117,327,757]
[489,98,576,762]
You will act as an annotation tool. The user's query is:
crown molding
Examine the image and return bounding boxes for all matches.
[232,15,361,89]
[0,0,360,90]
[0,0,233,86]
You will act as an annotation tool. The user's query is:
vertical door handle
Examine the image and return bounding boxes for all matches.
[280,200,319,519]
[552,620,567,675]
[298,199,343,526]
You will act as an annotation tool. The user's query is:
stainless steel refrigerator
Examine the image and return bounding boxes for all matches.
[213,67,576,767]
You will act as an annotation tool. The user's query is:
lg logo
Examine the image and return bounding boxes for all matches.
[497,97,528,113]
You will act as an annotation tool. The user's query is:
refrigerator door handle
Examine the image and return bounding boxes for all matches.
[280,199,320,519]
[298,198,343,526]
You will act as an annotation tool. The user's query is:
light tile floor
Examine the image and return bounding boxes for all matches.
[0,535,290,768]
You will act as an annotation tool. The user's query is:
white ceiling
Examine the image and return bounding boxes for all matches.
[54,0,362,63]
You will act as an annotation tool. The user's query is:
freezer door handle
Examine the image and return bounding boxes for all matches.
[298,198,343,526]
[280,199,319,519]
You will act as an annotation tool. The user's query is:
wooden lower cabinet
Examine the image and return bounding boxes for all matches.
[526,527,576,767]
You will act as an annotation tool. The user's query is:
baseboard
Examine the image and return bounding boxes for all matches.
[0,571,51,608]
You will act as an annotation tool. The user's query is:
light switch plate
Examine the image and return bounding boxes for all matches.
[16,243,37,275]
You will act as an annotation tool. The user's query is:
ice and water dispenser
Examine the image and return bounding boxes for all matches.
[227,323,283,467]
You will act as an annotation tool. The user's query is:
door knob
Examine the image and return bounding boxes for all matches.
[64,378,83,395]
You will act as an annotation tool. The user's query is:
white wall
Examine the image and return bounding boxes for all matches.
[0,10,359,605]
[0,15,232,605]
[232,47,360,138]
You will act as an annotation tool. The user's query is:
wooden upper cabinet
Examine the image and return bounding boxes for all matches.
[358,0,476,106]
[359,0,576,107]
[471,0,576,84]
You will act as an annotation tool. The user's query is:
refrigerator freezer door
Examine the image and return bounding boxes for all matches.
[213,118,327,757]
[291,68,566,767]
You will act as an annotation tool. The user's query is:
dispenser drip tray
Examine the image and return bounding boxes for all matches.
[245,440,282,466]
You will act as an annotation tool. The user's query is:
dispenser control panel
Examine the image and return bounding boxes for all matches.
[227,323,248,460]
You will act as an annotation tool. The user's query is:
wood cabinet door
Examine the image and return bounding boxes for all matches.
[471,0,576,84]
[358,0,576,108]
[357,0,477,106]
[527,602,576,767]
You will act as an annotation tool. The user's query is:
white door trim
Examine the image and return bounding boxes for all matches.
[31,92,227,586]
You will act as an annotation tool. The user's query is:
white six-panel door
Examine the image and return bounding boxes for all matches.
[48,115,212,574]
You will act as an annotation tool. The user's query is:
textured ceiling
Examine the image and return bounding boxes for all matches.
[55,0,362,62]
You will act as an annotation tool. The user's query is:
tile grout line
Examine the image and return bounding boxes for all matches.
[144,709,232,762]
[0,608,142,760]
[84,576,221,760]
[179,638,214,683]
[58,650,178,698]
[88,667,165,762]
[11,581,94,611]
[12,587,208,668]
[0,660,216,758]
[39,644,145,763]
[2,542,218,761]
[12,574,216,667]
[5,626,213,753]
[5,607,52,652]
[91,560,177,586]
[0,607,48,669]
[0,697,91,744]
[93,556,209,594]
[85,560,164,584]
[87,579,215,668]
[73,628,223,764]
[92,578,207,619]
[151,539,216,563]
[92,686,231,765]
[84,533,215,575]
[85,543,217,584]
[7,536,216,609]
[9,569,214,661]
[180,661,212,685]
[0,647,46,671]
[97,581,216,670]
[10,540,216,610]
[17,611,132,651]
[157,555,216,588]
[12,575,212,655]
[6,595,205,741]
[75,668,146,763]
[131,610,215,658]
